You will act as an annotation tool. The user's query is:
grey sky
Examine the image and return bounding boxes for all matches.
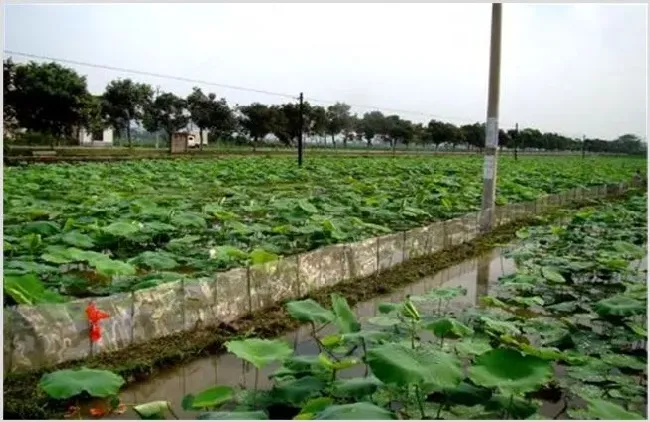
[3,3,647,139]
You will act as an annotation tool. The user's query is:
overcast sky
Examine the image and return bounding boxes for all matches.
[3,3,648,139]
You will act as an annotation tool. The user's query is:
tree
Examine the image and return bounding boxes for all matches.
[518,128,543,150]
[309,105,328,142]
[325,102,352,147]
[238,103,275,150]
[7,61,90,142]
[207,97,236,144]
[426,120,461,150]
[102,79,153,147]
[384,115,414,150]
[143,92,189,142]
[412,123,426,147]
[498,129,512,151]
[187,87,235,150]
[271,102,313,146]
[460,123,484,151]
[186,87,212,151]
[612,134,644,155]
[3,59,18,138]
[360,111,386,147]
[80,95,107,140]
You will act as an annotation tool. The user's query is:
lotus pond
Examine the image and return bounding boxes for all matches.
[2,155,644,303]
[35,193,648,420]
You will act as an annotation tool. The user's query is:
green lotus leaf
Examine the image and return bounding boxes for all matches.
[315,402,396,420]
[286,299,334,324]
[133,400,174,419]
[541,266,565,283]
[225,338,293,369]
[102,221,139,237]
[454,337,493,358]
[4,273,65,305]
[61,230,95,248]
[271,376,325,405]
[189,385,234,409]
[366,343,462,389]
[171,211,207,229]
[295,397,334,420]
[595,295,645,317]
[331,293,361,334]
[479,316,521,336]
[600,354,646,371]
[468,348,552,394]
[331,377,382,399]
[426,317,474,339]
[39,367,125,399]
[22,220,60,236]
[197,411,268,420]
[93,258,136,277]
[129,251,179,270]
[584,398,645,420]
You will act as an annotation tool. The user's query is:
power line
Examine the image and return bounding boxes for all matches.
[4,49,509,127]
[4,50,298,100]
[304,96,479,125]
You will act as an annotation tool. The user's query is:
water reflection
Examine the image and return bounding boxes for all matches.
[115,248,516,419]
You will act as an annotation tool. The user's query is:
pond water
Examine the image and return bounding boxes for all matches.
[114,248,516,419]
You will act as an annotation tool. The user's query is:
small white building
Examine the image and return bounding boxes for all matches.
[78,127,114,146]
[177,129,209,148]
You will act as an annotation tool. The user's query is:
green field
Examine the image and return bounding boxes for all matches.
[3,155,644,303]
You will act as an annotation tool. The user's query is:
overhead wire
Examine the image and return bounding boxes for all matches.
[4,49,503,127]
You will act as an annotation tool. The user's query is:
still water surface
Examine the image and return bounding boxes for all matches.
[115,248,515,419]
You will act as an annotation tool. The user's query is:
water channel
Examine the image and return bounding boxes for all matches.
[113,248,516,419]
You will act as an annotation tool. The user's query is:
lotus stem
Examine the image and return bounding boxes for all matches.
[310,322,322,353]
[415,385,426,419]
[361,337,369,377]
[435,393,445,419]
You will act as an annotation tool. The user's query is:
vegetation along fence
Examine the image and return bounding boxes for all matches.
[2,181,637,374]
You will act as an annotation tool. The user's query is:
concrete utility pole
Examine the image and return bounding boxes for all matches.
[298,92,304,167]
[480,3,503,233]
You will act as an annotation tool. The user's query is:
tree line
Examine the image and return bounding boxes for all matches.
[3,59,646,155]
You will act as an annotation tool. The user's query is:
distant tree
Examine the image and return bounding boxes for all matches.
[460,123,485,151]
[309,105,328,141]
[498,129,512,151]
[186,87,212,151]
[207,97,236,143]
[102,78,153,147]
[412,122,426,147]
[518,128,543,150]
[187,87,235,150]
[426,120,462,150]
[384,115,414,149]
[80,95,107,139]
[143,92,189,142]
[612,134,644,154]
[3,59,17,138]
[238,103,275,150]
[360,111,386,147]
[271,102,314,146]
[325,102,352,147]
[8,61,90,142]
